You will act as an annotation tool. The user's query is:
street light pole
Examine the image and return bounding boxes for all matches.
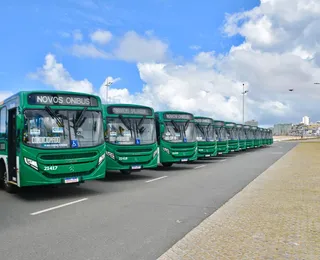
[241,84,249,124]
[104,80,113,104]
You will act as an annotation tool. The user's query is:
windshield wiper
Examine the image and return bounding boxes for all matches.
[135,116,146,135]
[196,123,205,137]
[74,107,88,129]
[45,106,64,127]
[170,120,180,133]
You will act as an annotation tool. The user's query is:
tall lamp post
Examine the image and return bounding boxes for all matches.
[241,83,249,124]
[105,80,113,104]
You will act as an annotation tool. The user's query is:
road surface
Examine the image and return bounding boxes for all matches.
[0,142,296,260]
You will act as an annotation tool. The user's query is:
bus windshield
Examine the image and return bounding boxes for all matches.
[215,127,228,141]
[195,123,215,142]
[245,129,254,139]
[106,117,156,145]
[23,109,104,149]
[162,121,195,143]
[226,127,238,140]
[238,129,246,140]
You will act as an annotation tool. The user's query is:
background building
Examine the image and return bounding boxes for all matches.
[273,123,293,136]
[302,116,310,125]
[245,120,258,126]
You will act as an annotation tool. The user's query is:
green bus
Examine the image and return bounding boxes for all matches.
[103,104,158,175]
[214,120,229,155]
[244,125,255,149]
[236,124,246,150]
[194,116,217,158]
[155,111,197,167]
[262,129,268,146]
[267,129,273,145]
[252,126,262,148]
[0,91,106,193]
[225,122,239,152]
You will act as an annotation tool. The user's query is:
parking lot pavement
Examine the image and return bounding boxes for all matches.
[0,142,296,260]
[159,141,320,259]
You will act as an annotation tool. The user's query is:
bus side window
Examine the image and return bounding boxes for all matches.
[0,107,7,138]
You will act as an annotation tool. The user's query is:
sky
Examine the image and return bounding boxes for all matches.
[1,0,320,127]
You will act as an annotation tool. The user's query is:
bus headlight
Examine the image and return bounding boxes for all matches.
[153,149,158,158]
[106,151,115,160]
[24,157,38,170]
[163,147,170,154]
[98,154,106,165]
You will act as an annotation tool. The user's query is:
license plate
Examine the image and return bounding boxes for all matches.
[205,154,210,157]
[131,165,141,170]
[231,150,234,152]
[218,152,222,155]
[181,158,188,162]
[64,177,79,183]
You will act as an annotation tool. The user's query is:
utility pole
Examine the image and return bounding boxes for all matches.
[242,83,249,124]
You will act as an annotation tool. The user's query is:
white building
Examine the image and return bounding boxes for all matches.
[302,116,310,125]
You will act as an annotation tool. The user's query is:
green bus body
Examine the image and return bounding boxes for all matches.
[103,104,158,174]
[225,122,239,152]
[214,120,229,155]
[194,116,217,158]
[262,129,268,146]
[236,124,246,150]
[0,91,106,192]
[267,129,273,145]
[155,111,197,167]
[252,126,262,148]
[244,125,255,149]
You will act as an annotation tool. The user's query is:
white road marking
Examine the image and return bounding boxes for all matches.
[30,198,88,216]
[145,176,168,183]
[194,164,207,169]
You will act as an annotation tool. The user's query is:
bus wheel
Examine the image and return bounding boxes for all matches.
[120,170,132,175]
[0,169,17,194]
[162,162,173,167]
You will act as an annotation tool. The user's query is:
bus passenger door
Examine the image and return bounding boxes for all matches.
[7,108,17,185]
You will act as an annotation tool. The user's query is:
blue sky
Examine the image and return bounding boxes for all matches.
[0,0,259,95]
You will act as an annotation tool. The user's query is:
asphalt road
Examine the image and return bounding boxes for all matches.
[0,142,296,260]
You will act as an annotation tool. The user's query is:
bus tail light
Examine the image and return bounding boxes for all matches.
[24,157,38,170]
[98,154,106,165]
[106,151,115,160]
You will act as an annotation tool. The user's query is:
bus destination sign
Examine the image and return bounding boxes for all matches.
[214,121,224,126]
[243,125,250,129]
[28,94,98,107]
[108,106,152,116]
[236,125,242,128]
[225,123,235,127]
[195,118,213,124]
[164,113,193,120]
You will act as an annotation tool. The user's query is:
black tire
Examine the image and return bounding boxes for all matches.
[162,162,173,167]
[0,164,18,194]
[120,170,132,175]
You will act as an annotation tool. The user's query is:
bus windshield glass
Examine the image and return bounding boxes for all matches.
[106,117,156,145]
[226,127,238,140]
[215,127,228,141]
[245,129,254,139]
[195,123,215,142]
[238,128,246,140]
[162,121,195,143]
[23,109,104,149]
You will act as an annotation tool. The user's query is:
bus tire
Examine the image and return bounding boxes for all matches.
[162,162,173,167]
[120,170,132,175]
[0,164,17,194]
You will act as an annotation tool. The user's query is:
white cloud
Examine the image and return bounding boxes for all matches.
[114,31,168,62]
[90,30,112,45]
[70,44,111,59]
[73,30,83,41]
[28,53,94,93]
[0,91,13,102]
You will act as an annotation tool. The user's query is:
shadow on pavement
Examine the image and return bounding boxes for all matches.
[150,165,192,172]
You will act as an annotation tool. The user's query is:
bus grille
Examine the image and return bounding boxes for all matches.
[42,169,95,179]
[40,152,98,160]
[116,148,153,153]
